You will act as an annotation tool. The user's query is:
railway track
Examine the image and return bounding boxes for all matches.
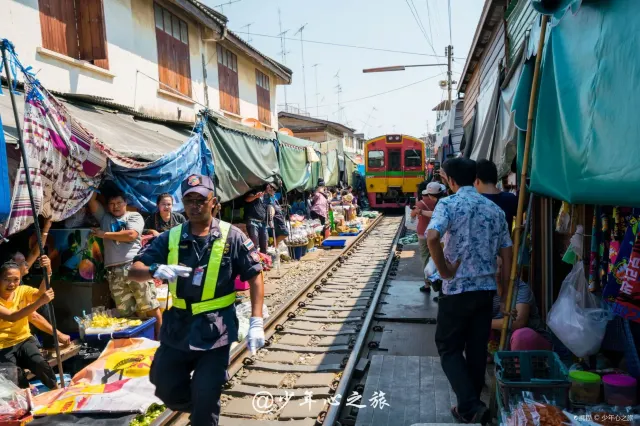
[154,215,404,426]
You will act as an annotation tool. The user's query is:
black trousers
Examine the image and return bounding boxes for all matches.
[310,211,326,225]
[150,343,230,426]
[0,336,57,390]
[435,290,494,419]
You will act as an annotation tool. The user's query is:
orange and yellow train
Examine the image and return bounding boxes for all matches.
[364,134,426,208]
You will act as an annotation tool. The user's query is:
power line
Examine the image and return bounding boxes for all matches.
[317,73,445,108]
[424,0,435,50]
[405,0,446,73]
[232,30,466,59]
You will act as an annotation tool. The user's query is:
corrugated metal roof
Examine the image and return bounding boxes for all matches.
[1,88,192,161]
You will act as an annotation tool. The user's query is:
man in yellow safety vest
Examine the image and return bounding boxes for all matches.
[129,174,265,426]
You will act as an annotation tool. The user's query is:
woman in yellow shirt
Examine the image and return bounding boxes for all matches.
[0,259,57,390]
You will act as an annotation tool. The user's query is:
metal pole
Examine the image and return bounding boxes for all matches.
[1,45,65,387]
[447,45,453,104]
[499,14,549,351]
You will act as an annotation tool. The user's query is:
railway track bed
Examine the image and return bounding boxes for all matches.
[156,215,404,426]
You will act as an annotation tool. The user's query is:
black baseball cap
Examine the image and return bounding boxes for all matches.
[181,174,214,198]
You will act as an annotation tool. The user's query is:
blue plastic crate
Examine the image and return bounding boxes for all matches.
[322,239,347,248]
[31,374,71,394]
[495,350,571,409]
[339,232,360,236]
[83,317,156,342]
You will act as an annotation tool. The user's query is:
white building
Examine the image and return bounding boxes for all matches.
[0,0,292,128]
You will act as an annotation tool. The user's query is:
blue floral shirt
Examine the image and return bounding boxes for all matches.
[426,186,513,295]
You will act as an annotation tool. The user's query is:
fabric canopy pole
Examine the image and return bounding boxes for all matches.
[499,14,549,351]
[1,40,64,387]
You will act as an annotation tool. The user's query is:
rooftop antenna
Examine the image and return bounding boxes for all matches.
[240,22,254,43]
[277,9,290,109]
[312,63,320,116]
[294,23,309,114]
[334,70,343,123]
[212,0,240,13]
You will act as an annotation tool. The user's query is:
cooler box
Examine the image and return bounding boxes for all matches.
[83,318,156,342]
[322,239,347,248]
[235,276,250,291]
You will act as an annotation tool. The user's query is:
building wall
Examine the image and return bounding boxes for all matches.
[462,20,506,126]
[1,0,279,124]
[506,0,537,67]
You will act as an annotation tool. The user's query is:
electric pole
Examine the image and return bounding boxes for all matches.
[312,63,320,117]
[446,45,453,104]
[294,24,308,114]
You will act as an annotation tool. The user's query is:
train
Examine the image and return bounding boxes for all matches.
[364,134,426,208]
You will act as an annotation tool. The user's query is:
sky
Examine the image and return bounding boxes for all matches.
[202,0,484,139]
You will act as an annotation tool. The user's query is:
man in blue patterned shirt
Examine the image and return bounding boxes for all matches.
[427,158,513,425]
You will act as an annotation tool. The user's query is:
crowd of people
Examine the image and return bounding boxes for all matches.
[419,157,550,425]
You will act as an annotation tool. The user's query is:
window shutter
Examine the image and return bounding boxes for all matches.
[38,0,79,58]
[76,0,108,61]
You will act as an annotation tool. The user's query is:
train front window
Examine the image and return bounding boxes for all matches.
[368,151,384,168]
[405,149,422,168]
[388,149,401,171]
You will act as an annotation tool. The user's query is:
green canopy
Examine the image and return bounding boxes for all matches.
[204,116,279,202]
[321,150,339,187]
[277,133,313,191]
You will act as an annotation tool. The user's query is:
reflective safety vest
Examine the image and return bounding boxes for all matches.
[167,221,235,315]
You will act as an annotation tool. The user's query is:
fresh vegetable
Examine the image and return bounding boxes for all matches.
[130,404,165,426]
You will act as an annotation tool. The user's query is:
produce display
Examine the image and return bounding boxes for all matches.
[130,404,166,426]
[504,400,570,426]
[89,314,142,330]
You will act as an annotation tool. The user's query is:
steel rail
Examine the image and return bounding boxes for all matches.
[155,214,387,426]
[322,215,404,425]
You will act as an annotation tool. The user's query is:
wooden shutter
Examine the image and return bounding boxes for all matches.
[38,0,78,59]
[256,70,271,124]
[76,0,108,61]
[218,45,239,115]
[155,4,191,97]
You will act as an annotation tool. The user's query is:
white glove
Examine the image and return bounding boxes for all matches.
[153,265,193,281]
[247,317,265,355]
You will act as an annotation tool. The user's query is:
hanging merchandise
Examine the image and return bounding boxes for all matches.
[603,208,640,301]
[612,228,640,323]
[555,201,571,234]
[547,261,611,358]
[588,206,603,292]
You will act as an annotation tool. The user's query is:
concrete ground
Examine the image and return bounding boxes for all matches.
[350,241,489,426]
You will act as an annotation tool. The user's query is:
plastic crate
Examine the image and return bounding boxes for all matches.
[322,239,346,248]
[339,232,360,236]
[83,317,156,342]
[495,350,571,409]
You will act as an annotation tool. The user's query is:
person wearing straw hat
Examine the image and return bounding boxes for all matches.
[129,174,265,426]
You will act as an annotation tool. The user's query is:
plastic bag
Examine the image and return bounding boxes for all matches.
[405,205,417,232]
[0,374,29,421]
[547,262,611,358]
[503,392,571,426]
[424,258,441,283]
[236,301,270,341]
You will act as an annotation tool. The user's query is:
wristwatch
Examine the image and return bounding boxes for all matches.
[149,264,159,276]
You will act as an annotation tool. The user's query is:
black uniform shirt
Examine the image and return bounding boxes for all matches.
[134,219,262,351]
[245,191,269,222]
